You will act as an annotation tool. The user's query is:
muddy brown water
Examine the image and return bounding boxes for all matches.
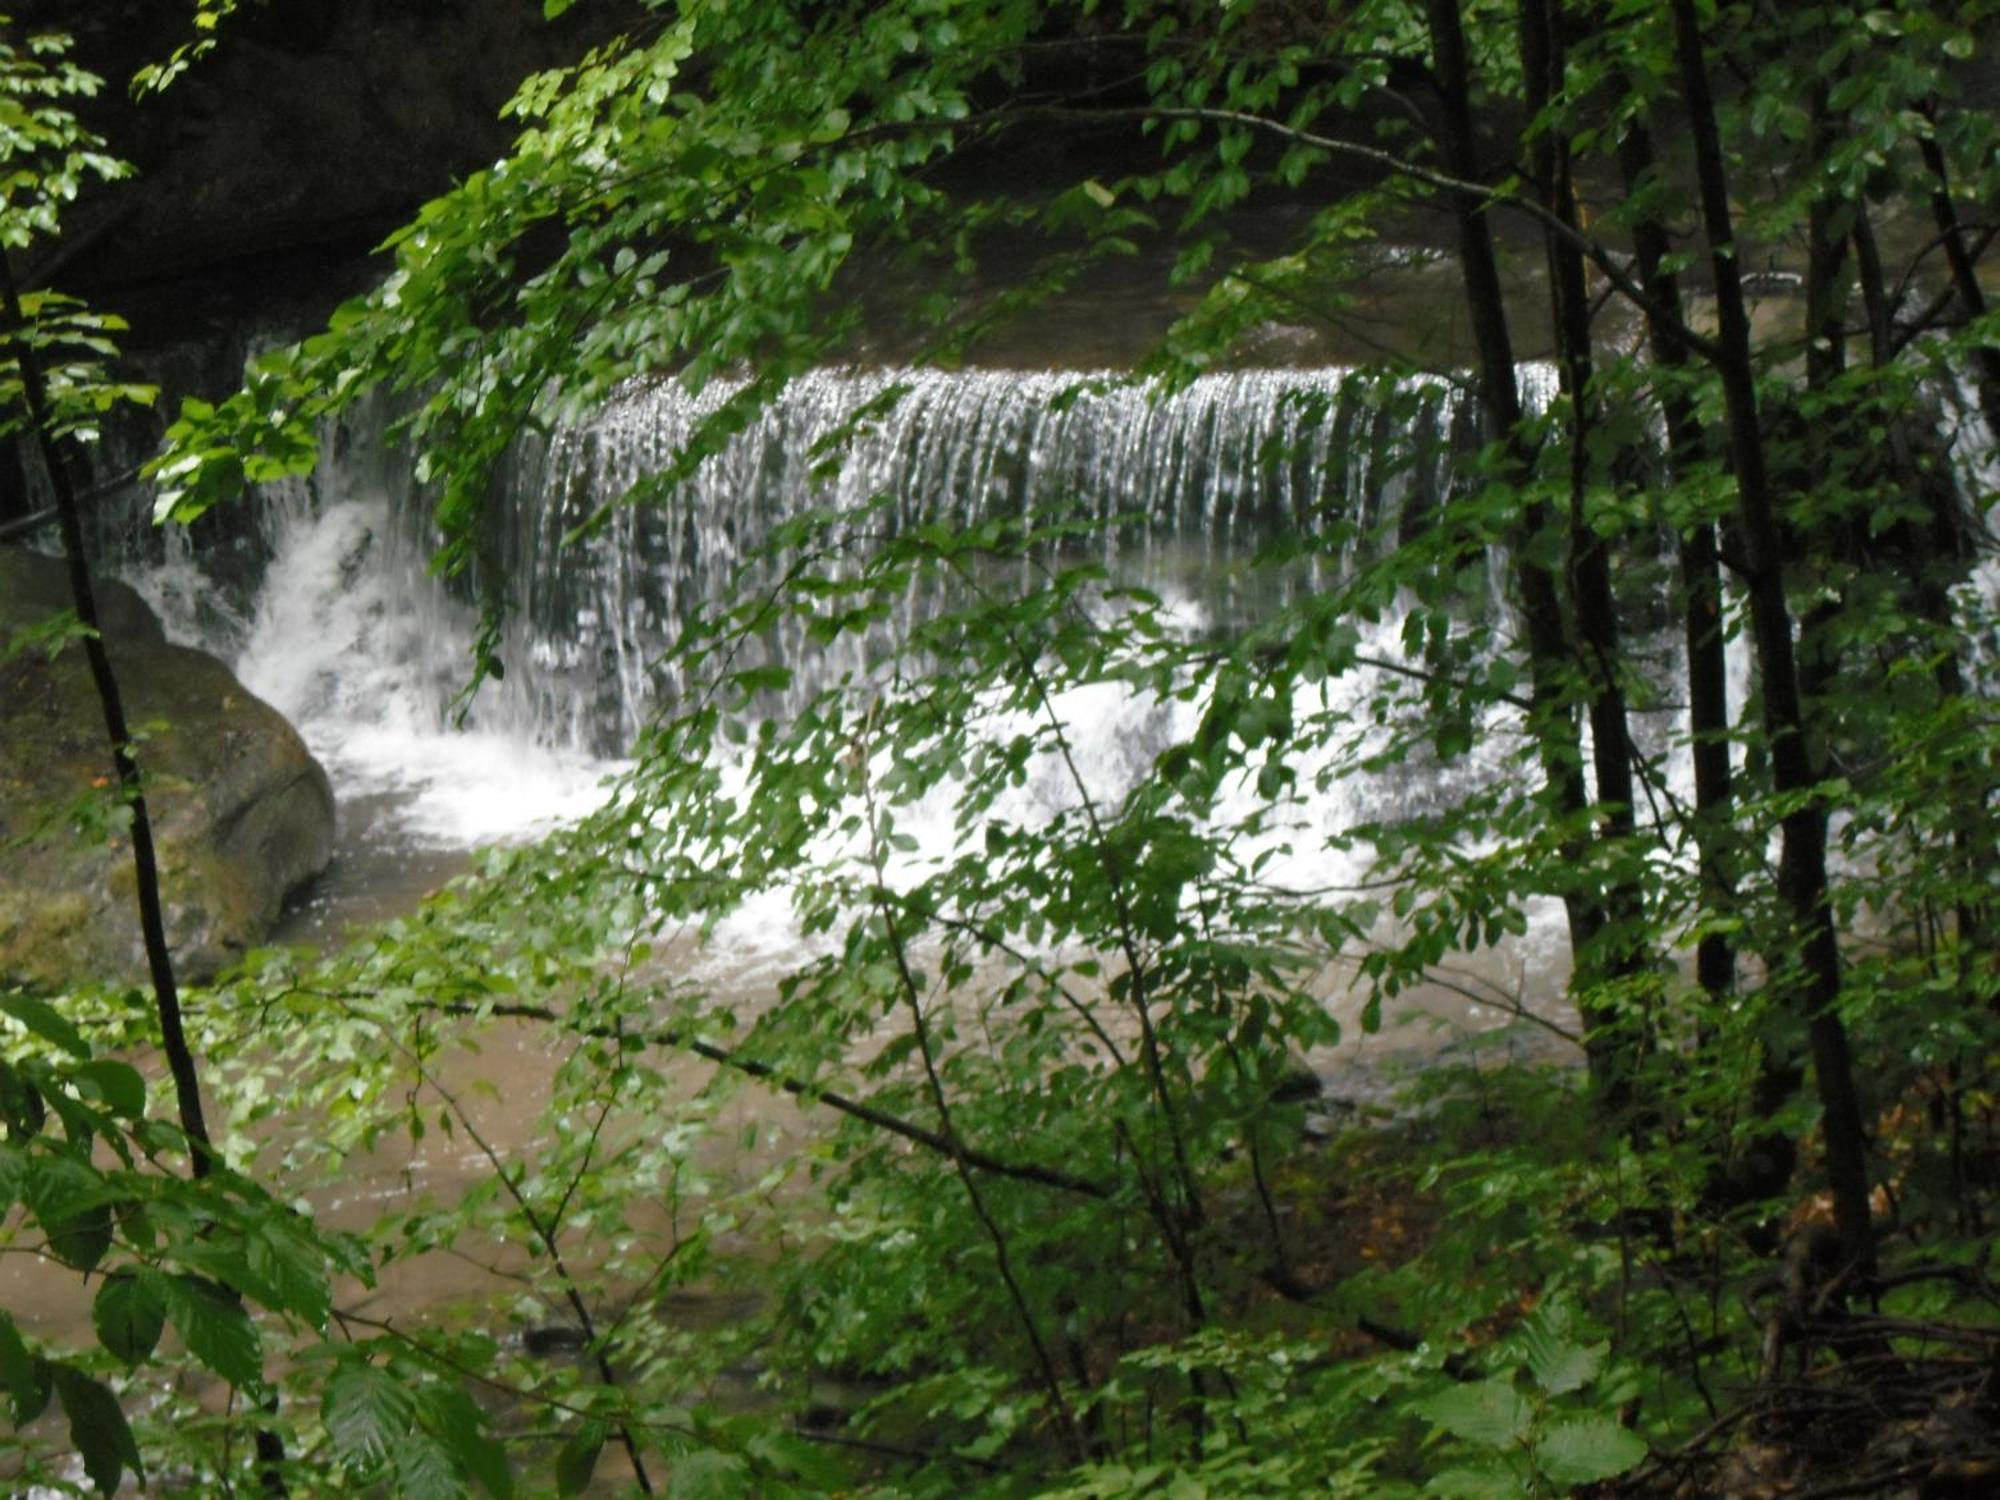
[0,778,1579,1492]
[0,926,1575,1333]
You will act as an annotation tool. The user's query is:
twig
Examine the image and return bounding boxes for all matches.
[923,909,1130,1068]
[987,102,1724,364]
[443,997,1116,1199]
[337,1002,658,1494]
[942,552,1212,1316]
[790,1424,1005,1473]
[331,1310,700,1437]
[861,742,1088,1466]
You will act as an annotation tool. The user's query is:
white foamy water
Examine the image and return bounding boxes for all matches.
[686,579,1556,989]
[120,366,1480,834]
[106,364,1573,972]
[227,493,617,847]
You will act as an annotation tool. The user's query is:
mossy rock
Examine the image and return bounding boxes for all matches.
[1,547,334,988]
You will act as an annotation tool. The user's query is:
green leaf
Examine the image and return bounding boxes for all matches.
[150,1273,262,1389]
[92,1276,165,1366]
[0,1061,46,1140]
[53,1366,144,1497]
[46,1201,114,1273]
[0,995,90,1058]
[394,1432,469,1500]
[668,1449,749,1499]
[428,1384,513,1498]
[245,1219,332,1328]
[72,1060,145,1118]
[556,1420,608,1495]
[1414,1377,1532,1450]
[1521,1300,1604,1396]
[0,1312,51,1424]
[1427,1467,1527,1499]
[325,1360,420,1470]
[3,606,92,663]
[1535,1416,1648,1487]
[1236,694,1291,746]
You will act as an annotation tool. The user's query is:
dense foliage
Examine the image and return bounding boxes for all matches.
[4,0,1999,1494]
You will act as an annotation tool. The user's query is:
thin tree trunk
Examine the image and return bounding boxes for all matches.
[1853,207,1976,730]
[1796,71,1851,940]
[1423,0,1630,1105]
[1916,103,2000,437]
[1618,111,1799,1213]
[1667,0,1874,1262]
[1803,75,1852,400]
[0,253,290,1495]
[0,254,214,1174]
[1853,204,1990,957]
[1519,0,1653,1102]
[1614,120,1739,1014]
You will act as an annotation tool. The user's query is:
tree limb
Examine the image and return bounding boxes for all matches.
[423,998,1117,1199]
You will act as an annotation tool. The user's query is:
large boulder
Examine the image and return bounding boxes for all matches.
[0,548,335,988]
[0,547,166,646]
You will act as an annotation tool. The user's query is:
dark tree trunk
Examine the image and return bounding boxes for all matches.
[1423,0,1632,1107]
[0,253,215,1176]
[1519,0,1652,1100]
[1916,104,2000,437]
[0,250,291,1494]
[1618,109,1802,1218]
[1614,121,1738,1014]
[1853,204,1991,958]
[0,437,28,526]
[1668,0,1874,1262]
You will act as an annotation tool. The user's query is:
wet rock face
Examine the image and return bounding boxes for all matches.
[19,0,625,298]
[0,548,334,988]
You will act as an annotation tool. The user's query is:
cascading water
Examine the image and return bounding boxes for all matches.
[119,369,1494,763]
[485,367,1491,754]
[103,363,1573,960]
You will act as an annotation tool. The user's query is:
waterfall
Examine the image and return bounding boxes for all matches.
[50,352,1984,1011]
[117,365,1485,747]
[476,367,1486,753]
[76,362,1564,989]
